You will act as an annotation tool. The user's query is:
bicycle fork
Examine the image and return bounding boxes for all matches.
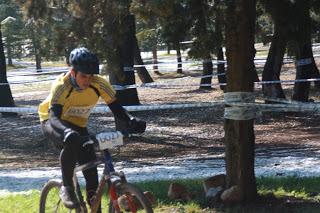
[91,174,126,213]
[90,174,108,213]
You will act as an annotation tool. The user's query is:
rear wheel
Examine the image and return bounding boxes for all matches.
[39,179,84,213]
[108,182,153,213]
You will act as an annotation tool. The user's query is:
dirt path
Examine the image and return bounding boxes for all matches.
[1,69,320,169]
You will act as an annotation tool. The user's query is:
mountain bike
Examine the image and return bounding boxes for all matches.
[39,131,154,213]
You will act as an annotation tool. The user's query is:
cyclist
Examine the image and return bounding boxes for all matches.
[38,47,146,211]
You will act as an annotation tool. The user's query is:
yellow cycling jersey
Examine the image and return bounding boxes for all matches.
[38,73,116,127]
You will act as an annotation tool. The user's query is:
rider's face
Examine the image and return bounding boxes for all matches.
[71,69,93,90]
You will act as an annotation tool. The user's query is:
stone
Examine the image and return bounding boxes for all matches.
[203,174,226,193]
[168,182,192,201]
[206,186,224,200]
[220,185,241,203]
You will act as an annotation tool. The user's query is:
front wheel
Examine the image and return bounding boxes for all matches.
[108,182,153,213]
[39,179,83,213]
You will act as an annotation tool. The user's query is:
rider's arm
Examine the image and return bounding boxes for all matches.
[49,104,78,142]
[108,100,146,134]
[95,76,146,133]
[108,100,132,122]
[94,76,131,122]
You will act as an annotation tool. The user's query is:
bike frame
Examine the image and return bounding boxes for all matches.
[72,149,128,213]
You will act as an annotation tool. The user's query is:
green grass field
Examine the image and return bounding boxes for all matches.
[0,176,319,213]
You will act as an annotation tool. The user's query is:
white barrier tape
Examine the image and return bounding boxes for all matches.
[262,97,304,105]
[0,78,56,85]
[224,106,256,120]
[113,83,222,90]
[2,75,320,89]
[296,58,312,66]
[7,68,68,77]
[132,59,291,69]
[0,102,224,114]
[131,67,205,73]
[123,66,134,72]
[7,53,320,77]
[224,92,255,104]
[112,72,227,90]
[4,61,320,88]
[3,100,320,115]
[255,78,320,85]
[8,67,65,73]
[0,107,37,113]
[261,97,320,113]
[132,55,309,70]
[228,102,320,113]
[224,92,256,120]
[1,71,224,87]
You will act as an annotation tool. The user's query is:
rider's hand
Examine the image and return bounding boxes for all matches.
[127,118,146,134]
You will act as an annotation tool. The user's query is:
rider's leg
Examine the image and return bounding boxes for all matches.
[41,121,84,208]
[78,144,101,213]
[41,120,77,186]
[60,143,79,187]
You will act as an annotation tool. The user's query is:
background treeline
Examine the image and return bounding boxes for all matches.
[1,0,320,103]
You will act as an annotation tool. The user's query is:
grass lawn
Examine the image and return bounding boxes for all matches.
[0,176,319,213]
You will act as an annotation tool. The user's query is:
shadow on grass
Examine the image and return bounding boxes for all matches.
[136,177,320,213]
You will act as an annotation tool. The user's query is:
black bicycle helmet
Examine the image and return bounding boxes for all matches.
[69,47,99,74]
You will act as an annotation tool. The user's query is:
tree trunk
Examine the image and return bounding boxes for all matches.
[215,6,226,91]
[262,22,286,100]
[176,42,182,74]
[0,25,16,117]
[251,47,260,83]
[31,30,42,72]
[200,56,213,90]
[310,58,320,89]
[152,47,160,75]
[35,50,42,71]
[217,47,226,91]
[7,39,13,66]
[133,25,153,83]
[292,0,314,101]
[114,15,140,106]
[224,0,257,202]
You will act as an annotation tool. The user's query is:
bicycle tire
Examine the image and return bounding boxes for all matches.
[39,179,83,213]
[108,182,153,213]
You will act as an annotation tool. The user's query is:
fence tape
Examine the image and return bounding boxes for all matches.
[0,78,56,85]
[296,58,312,66]
[3,75,320,92]
[262,96,303,104]
[2,98,320,116]
[123,66,135,72]
[227,102,320,113]
[111,77,320,91]
[224,92,256,120]
[0,102,224,114]
[7,68,68,77]
[3,75,320,90]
